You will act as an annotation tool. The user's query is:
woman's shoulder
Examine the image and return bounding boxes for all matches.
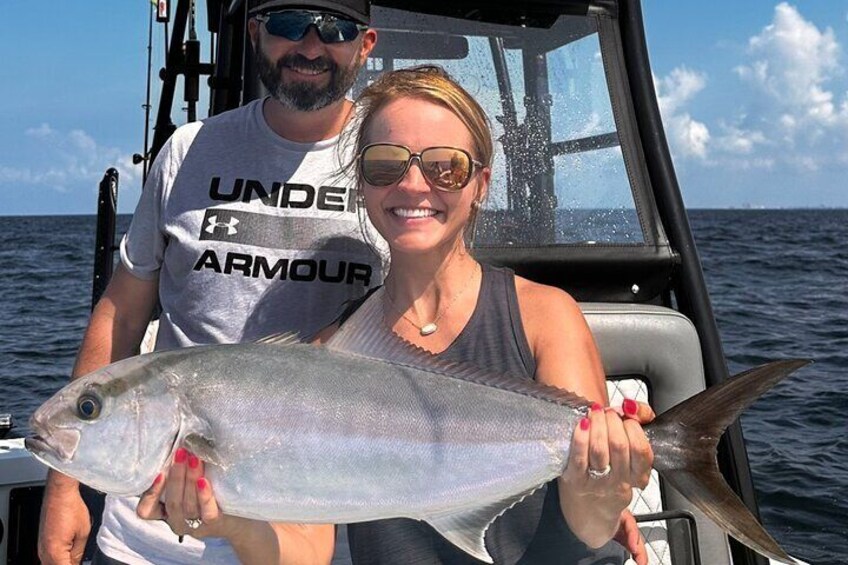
[513,275,582,318]
[513,275,591,353]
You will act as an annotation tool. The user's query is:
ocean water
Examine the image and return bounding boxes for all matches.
[0,210,845,564]
[690,209,848,564]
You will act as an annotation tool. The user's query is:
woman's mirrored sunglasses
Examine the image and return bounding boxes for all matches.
[359,143,485,192]
[255,10,367,44]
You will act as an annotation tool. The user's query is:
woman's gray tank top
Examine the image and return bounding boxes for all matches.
[340,265,627,564]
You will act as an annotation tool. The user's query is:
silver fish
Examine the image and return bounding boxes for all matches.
[26,292,807,563]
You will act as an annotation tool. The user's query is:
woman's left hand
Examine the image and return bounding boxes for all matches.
[558,399,655,550]
[137,447,244,541]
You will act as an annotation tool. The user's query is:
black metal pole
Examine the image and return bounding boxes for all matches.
[150,0,191,163]
[488,37,525,232]
[616,1,768,564]
[186,0,198,123]
[522,49,557,245]
[210,0,244,115]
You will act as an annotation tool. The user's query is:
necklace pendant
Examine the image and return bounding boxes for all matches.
[419,323,438,336]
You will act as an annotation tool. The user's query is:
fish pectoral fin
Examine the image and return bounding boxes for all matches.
[425,490,537,564]
[182,432,223,467]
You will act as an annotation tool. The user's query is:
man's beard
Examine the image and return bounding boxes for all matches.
[255,36,362,112]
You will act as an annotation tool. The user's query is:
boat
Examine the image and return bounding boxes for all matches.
[0,0,806,563]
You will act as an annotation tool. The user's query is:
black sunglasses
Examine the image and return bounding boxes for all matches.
[359,143,485,192]
[254,10,366,44]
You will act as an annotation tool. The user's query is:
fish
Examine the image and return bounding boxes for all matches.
[26,291,808,564]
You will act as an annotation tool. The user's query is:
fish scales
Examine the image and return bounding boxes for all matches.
[169,343,573,523]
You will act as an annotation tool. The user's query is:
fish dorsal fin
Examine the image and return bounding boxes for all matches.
[326,288,591,410]
[424,488,540,563]
[255,331,303,346]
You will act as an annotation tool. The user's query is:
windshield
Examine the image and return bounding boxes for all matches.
[364,7,653,247]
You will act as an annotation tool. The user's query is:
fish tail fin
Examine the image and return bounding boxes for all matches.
[646,359,810,564]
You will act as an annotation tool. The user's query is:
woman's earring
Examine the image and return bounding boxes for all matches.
[467,200,482,250]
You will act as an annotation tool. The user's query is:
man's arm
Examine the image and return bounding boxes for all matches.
[71,266,160,376]
[38,266,159,565]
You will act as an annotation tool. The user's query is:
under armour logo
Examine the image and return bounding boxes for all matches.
[205,215,239,236]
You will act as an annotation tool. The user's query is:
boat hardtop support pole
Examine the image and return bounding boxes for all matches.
[488,36,527,246]
[210,0,246,114]
[617,1,768,564]
[185,0,201,123]
[522,48,557,245]
[150,0,215,164]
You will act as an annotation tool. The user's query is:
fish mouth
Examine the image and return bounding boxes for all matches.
[25,422,80,464]
[24,435,55,457]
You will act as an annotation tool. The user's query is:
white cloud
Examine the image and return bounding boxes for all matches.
[656,67,707,115]
[1,125,139,195]
[25,123,55,138]
[655,67,711,159]
[731,3,848,160]
[657,3,848,174]
[714,125,768,155]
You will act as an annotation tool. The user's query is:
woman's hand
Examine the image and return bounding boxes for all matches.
[137,447,249,541]
[558,399,655,552]
[136,449,336,564]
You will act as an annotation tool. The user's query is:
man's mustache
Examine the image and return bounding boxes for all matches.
[277,54,336,74]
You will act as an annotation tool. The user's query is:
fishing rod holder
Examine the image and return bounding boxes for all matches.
[92,169,119,308]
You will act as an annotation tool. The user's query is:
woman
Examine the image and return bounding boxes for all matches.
[138,66,653,565]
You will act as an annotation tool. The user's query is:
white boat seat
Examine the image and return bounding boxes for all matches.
[582,303,732,565]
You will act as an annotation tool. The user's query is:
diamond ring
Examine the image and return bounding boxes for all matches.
[587,464,612,480]
[185,517,203,529]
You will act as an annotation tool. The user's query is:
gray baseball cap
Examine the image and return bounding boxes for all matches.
[249,0,370,24]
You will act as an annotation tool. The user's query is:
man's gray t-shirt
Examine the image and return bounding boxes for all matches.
[121,97,379,347]
[99,98,381,564]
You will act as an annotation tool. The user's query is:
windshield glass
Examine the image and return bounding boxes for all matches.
[365,8,647,246]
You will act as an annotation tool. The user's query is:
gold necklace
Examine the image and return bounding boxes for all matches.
[383,264,481,337]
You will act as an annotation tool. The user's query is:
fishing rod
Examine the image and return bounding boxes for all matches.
[141,3,154,183]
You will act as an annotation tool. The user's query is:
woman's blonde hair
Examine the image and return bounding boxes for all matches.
[342,65,493,253]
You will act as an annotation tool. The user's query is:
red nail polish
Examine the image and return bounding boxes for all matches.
[153,473,163,485]
[590,402,603,412]
[174,448,187,463]
[623,399,638,416]
[580,418,590,431]
[197,477,207,490]
[188,455,199,469]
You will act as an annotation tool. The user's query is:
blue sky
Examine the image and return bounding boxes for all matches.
[1,1,847,215]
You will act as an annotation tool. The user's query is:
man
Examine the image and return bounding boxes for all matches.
[38,1,379,563]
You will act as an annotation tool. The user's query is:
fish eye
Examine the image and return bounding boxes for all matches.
[77,394,102,420]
